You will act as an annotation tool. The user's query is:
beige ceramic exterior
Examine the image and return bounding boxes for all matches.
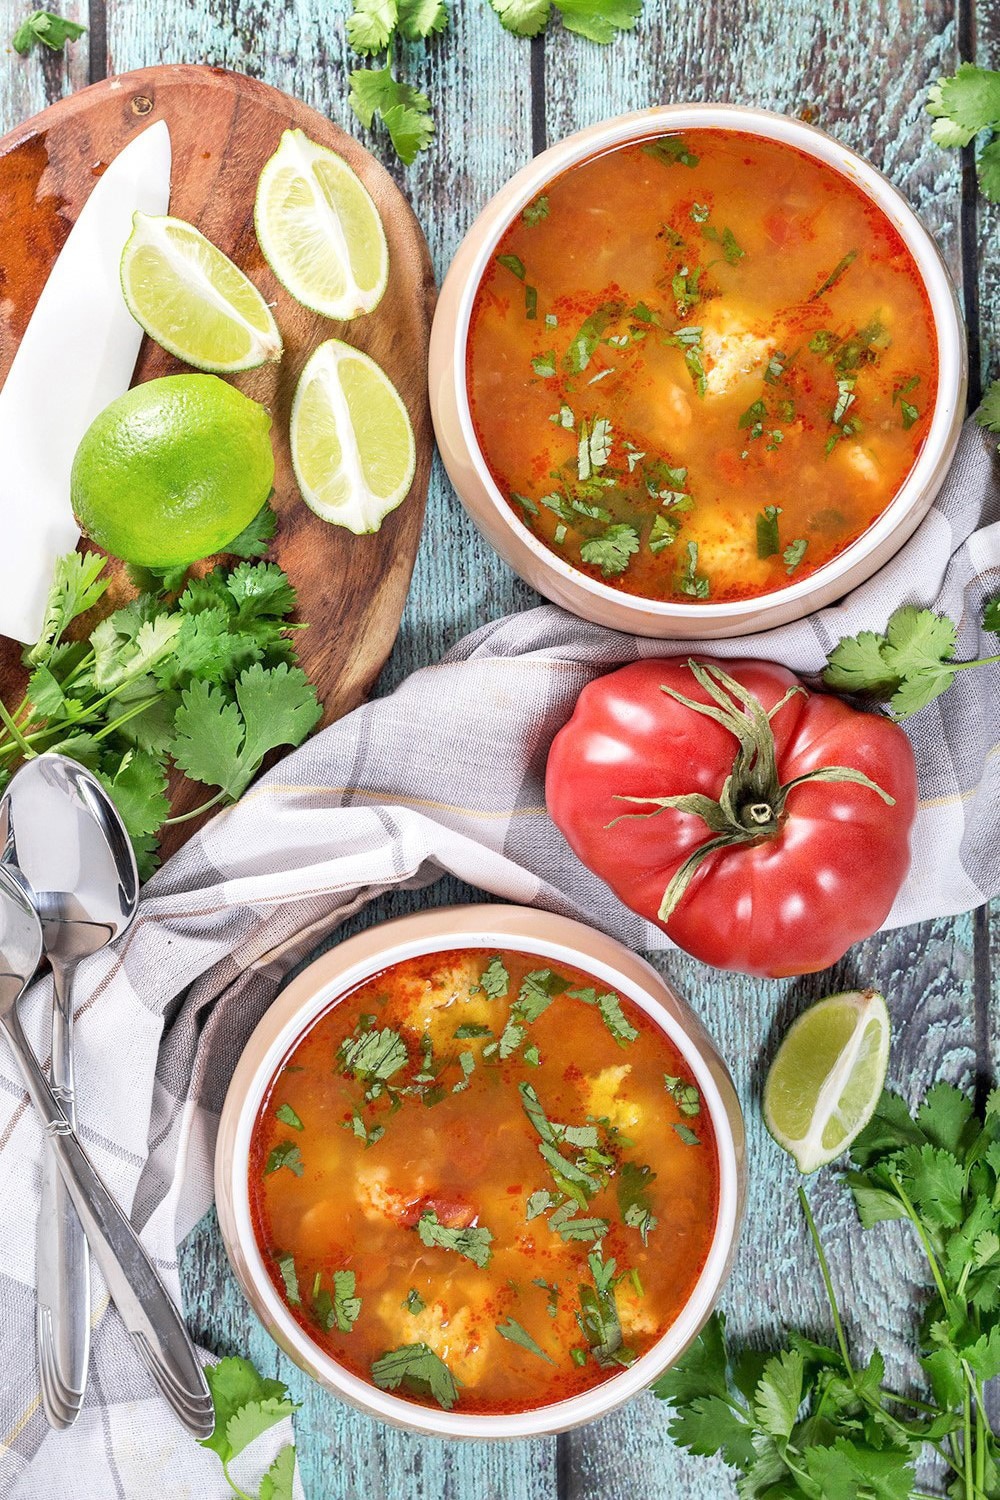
[429,104,968,638]
[215,904,746,1438]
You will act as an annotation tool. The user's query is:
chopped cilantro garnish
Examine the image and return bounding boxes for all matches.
[452,1051,476,1092]
[673,1122,701,1146]
[677,540,710,599]
[664,1073,701,1116]
[531,350,558,377]
[404,1288,426,1315]
[417,1209,494,1268]
[617,1160,658,1244]
[643,136,700,169]
[566,985,638,1045]
[276,1251,301,1305]
[343,1108,385,1148]
[371,1343,462,1410]
[810,248,859,300]
[339,1027,408,1082]
[275,1102,303,1131]
[454,1022,492,1039]
[523,195,550,225]
[312,1269,361,1332]
[756,504,782,560]
[497,252,526,280]
[526,1188,559,1219]
[476,955,511,998]
[533,1277,561,1318]
[578,1247,628,1367]
[265,1142,304,1177]
[496,1317,555,1363]
[549,1203,610,1241]
[563,304,617,374]
[783,539,808,575]
[581,523,640,578]
[701,222,745,264]
[649,515,681,554]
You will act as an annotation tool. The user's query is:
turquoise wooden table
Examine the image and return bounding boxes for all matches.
[0,1,997,1494]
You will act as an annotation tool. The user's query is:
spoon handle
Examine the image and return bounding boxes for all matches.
[4,1006,214,1438]
[36,963,90,1429]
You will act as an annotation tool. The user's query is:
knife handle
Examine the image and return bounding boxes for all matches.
[5,1002,214,1438]
[36,963,90,1428]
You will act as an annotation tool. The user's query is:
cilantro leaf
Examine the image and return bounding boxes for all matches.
[928,64,1000,135]
[880,604,957,677]
[11,9,86,53]
[567,985,638,1045]
[26,552,108,667]
[617,1160,658,1243]
[487,0,551,36]
[554,0,640,43]
[985,596,1000,634]
[753,1348,803,1439]
[224,501,279,560]
[668,1394,757,1467]
[371,1343,462,1409]
[417,1209,493,1267]
[397,0,448,38]
[976,378,1000,434]
[348,66,434,164]
[496,1316,555,1363]
[580,523,639,577]
[346,0,398,53]
[822,628,901,695]
[275,1102,303,1131]
[804,1438,914,1500]
[97,749,170,850]
[651,1310,730,1404]
[339,1027,408,1081]
[171,662,321,801]
[476,955,510,998]
[265,1142,303,1177]
[312,1269,362,1333]
[201,1357,298,1464]
[259,1445,297,1500]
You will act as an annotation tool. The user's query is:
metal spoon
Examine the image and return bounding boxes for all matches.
[0,754,139,1427]
[0,785,213,1438]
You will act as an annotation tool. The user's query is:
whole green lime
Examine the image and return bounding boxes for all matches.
[71,374,274,567]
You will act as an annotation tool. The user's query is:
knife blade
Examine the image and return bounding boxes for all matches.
[0,119,172,645]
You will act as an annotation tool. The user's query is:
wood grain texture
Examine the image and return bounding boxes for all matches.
[0,62,435,850]
[0,3,995,1499]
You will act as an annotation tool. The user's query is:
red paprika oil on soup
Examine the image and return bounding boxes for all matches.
[466,129,939,604]
[248,947,719,1415]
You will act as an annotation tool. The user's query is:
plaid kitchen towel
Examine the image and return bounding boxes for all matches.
[1,416,998,1497]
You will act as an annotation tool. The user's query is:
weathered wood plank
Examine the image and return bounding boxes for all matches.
[974,1,1000,390]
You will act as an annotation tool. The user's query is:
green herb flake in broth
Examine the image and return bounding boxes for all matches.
[566,985,639,1046]
[783,539,808,575]
[548,1203,610,1241]
[577,1247,628,1367]
[275,1102,304,1131]
[664,1074,702,1116]
[371,1344,462,1411]
[496,1317,556,1363]
[570,1346,588,1367]
[497,252,525,280]
[673,1122,701,1146]
[810,248,859,301]
[643,137,700,169]
[526,1189,559,1220]
[617,1161,659,1244]
[764,351,788,384]
[525,284,538,320]
[454,1022,492,1039]
[523,195,550,225]
[701,223,746,264]
[312,1269,361,1332]
[756,505,782,560]
[276,1252,301,1305]
[452,1051,476,1092]
[581,524,640,578]
[265,1142,304,1178]
[343,1108,384,1148]
[678,540,710,599]
[531,351,558,377]
[339,1027,408,1082]
[523,1043,542,1066]
[417,1209,494,1268]
[511,491,539,518]
[649,515,681,554]
[475,955,511,998]
[563,305,616,374]
[403,1288,426,1315]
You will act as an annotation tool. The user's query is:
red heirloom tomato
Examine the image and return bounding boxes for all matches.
[545,657,918,978]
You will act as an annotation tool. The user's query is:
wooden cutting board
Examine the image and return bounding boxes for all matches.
[0,63,436,855]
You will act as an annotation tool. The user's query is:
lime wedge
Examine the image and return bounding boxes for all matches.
[291,338,415,533]
[121,213,282,373]
[763,989,890,1173]
[255,129,388,321]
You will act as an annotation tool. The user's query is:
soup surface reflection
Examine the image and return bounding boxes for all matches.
[249,947,720,1414]
[467,129,939,603]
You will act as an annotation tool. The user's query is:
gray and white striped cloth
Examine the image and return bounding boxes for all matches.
[2,417,998,1497]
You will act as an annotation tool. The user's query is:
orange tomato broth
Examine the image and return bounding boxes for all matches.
[248,947,719,1415]
[466,129,938,603]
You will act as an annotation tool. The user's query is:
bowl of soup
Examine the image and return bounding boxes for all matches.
[215,904,745,1436]
[429,105,966,637]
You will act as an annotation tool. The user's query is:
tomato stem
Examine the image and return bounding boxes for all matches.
[606,660,897,923]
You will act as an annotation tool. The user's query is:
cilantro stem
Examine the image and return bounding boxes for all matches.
[951,652,1000,671]
[220,1459,255,1500]
[963,1376,974,1500]
[888,1174,955,1316]
[797,1187,854,1376]
[0,697,35,760]
[163,790,230,825]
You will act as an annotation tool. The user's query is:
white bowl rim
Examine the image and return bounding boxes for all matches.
[223,923,742,1438]
[449,101,966,622]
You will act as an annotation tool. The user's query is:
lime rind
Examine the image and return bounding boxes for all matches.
[290,337,415,535]
[254,129,389,321]
[763,990,891,1174]
[121,213,282,373]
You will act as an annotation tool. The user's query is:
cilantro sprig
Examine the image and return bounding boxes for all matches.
[655,1083,1000,1500]
[0,531,321,878]
[11,8,86,53]
[823,600,1000,718]
[927,63,1000,202]
[346,0,643,164]
[201,1356,299,1500]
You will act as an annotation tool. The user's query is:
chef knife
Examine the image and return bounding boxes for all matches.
[0,119,172,645]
